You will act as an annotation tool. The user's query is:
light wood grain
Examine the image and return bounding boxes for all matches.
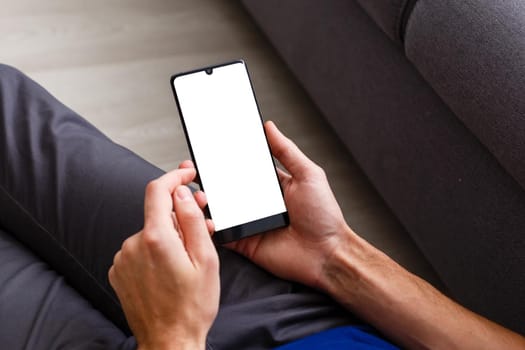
[0,0,441,285]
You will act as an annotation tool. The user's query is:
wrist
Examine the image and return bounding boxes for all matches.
[319,226,434,348]
[137,332,207,350]
[318,225,357,300]
[319,225,401,309]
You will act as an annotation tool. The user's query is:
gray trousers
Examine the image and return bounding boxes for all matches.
[0,64,355,350]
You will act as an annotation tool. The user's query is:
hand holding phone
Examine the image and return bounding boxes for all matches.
[226,121,350,289]
[171,60,289,243]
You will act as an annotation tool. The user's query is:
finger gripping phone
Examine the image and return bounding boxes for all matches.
[170,60,289,244]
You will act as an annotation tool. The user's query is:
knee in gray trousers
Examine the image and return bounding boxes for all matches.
[0,64,357,350]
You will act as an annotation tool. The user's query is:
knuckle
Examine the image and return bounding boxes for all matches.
[112,250,121,267]
[181,204,204,222]
[120,236,134,254]
[187,206,204,221]
[142,228,162,250]
[120,238,129,251]
[119,232,141,256]
[316,165,327,178]
[145,179,161,196]
[201,251,219,270]
[108,266,116,284]
[310,163,326,179]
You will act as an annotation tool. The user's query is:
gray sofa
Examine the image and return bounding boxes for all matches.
[241,0,525,334]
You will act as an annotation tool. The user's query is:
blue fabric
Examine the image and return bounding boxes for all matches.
[275,326,399,350]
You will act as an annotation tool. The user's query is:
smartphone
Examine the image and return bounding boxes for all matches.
[170,60,289,244]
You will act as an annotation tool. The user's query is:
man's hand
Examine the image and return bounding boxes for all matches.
[229,121,525,350]
[108,168,219,350]
[227,121,352,289]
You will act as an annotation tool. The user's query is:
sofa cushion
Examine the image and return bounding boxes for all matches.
[405,0,525,192]
[240,0,525,334]
[355,0,419,42]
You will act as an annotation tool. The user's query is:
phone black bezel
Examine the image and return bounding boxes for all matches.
[170,59,289,244]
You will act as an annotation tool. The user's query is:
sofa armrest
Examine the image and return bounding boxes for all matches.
[355,0,419,43]
[405,0,525,190]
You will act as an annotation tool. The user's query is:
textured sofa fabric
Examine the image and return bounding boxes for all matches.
[354,0,418,42]
[241,0,525,334]
[404,0,525,334]
[406,0,525,191]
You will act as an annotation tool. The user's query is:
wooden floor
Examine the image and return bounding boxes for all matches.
[0,0,440,284]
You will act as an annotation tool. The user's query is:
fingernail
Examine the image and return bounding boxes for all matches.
[176,186,191,200]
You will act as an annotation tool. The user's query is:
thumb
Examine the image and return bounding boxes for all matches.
[173,185,216,264]
[265,121,316,180]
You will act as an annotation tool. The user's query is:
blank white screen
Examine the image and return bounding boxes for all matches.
[173,62,286,231]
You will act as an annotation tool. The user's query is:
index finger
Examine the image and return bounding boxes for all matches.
[144,168,197,229]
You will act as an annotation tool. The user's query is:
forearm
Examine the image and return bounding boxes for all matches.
[320,227,525,350]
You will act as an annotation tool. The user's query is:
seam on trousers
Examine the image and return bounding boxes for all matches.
[0,183,122,309]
